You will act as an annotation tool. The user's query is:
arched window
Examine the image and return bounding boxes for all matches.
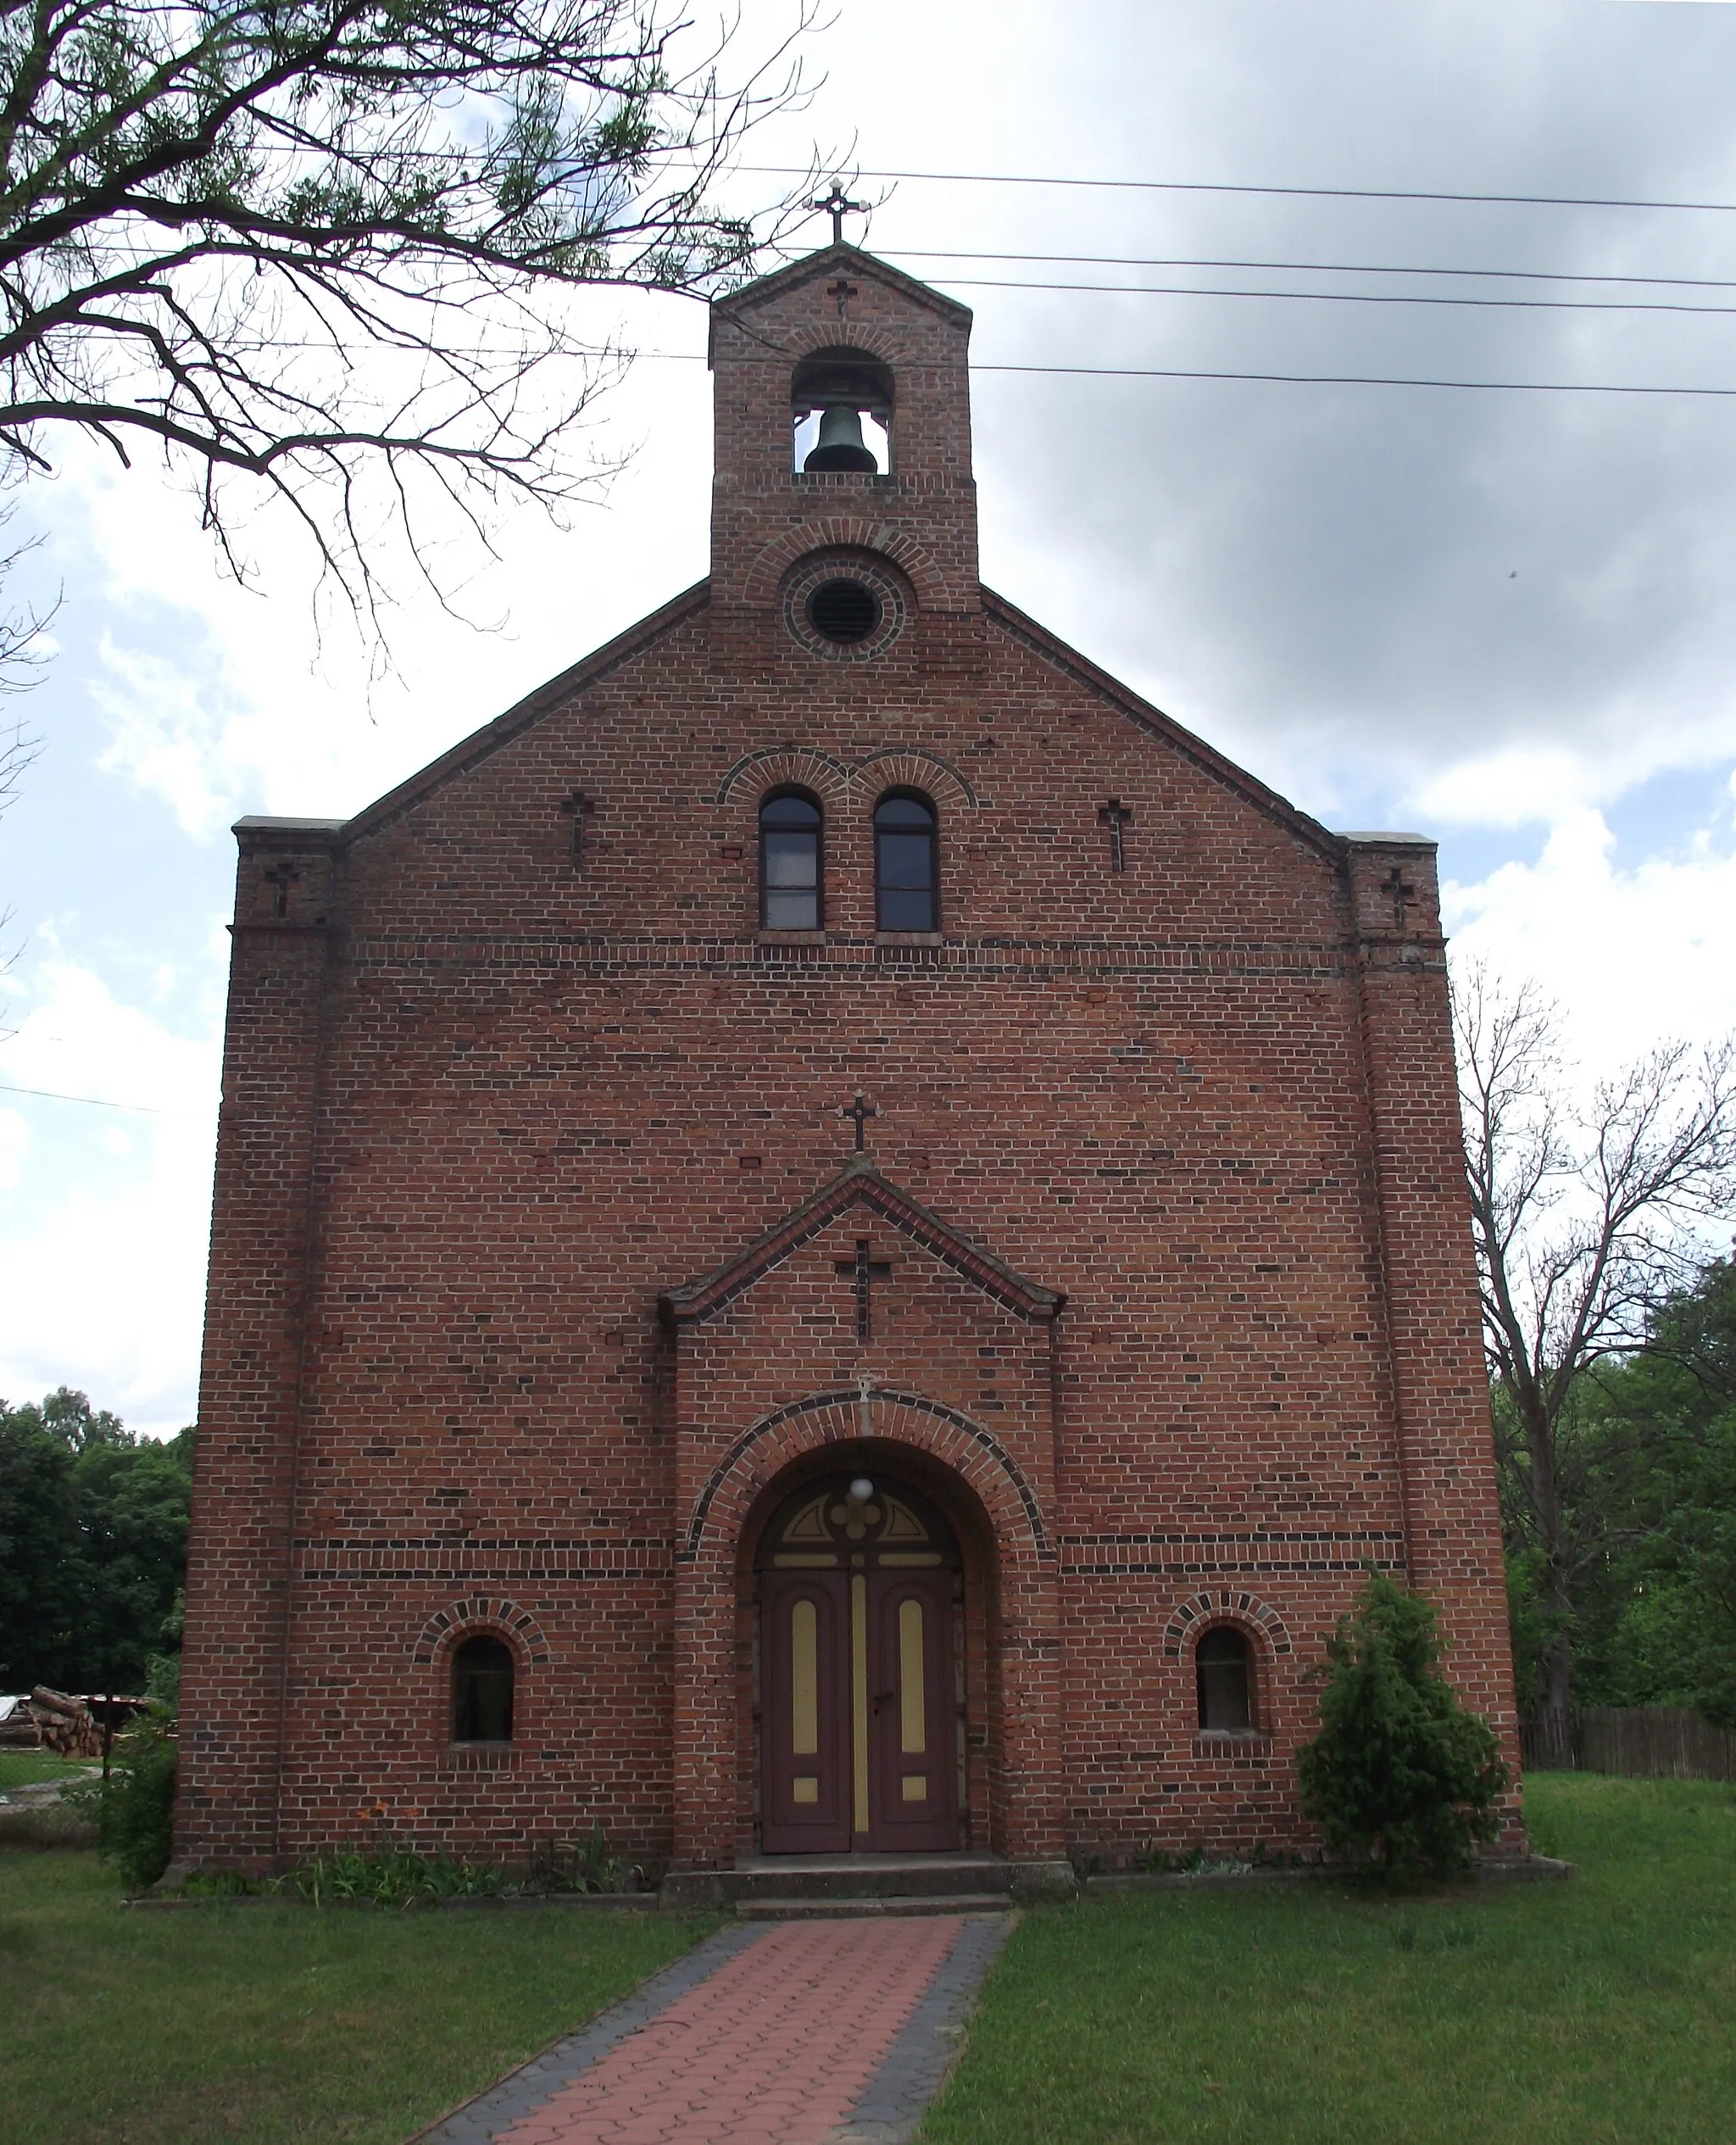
[451,1634,515,1743]
[874,793,938,931]
[760,790,823,930]
[1195,1626,1255,1732]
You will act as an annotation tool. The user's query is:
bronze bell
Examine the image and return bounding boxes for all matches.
[803,404,878,473]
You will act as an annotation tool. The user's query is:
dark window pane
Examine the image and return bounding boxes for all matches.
[1195,1628,1253,1731]
[878,886,934,931]
[765,886,819,929]
[764,831,819,888]
[760,794,822,929]
[874,794,938,932]
[453,1635,515,1743]
[876,833,932,891]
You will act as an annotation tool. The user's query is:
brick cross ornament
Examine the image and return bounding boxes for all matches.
[835,1239,893,1341]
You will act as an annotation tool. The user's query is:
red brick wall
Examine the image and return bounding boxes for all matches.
[174,246,1520,1875]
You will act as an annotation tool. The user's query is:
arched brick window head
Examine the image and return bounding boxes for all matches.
[760,790,823,930]
[452,1634,515,1743]
[1196,1626,1255,1731]
[875,793,938,931]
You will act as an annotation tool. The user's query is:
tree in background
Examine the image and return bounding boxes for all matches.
[0,1389,192,1696]
[1454,964,1736,1757]
[0,0,819,636]
[1554,1260,1736,1728]
[0,1401,84,1687]
[1296,1569,1508,1881]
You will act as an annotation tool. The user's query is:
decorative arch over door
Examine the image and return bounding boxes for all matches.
[756,1471,961,1854]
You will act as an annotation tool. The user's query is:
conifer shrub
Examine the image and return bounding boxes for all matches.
[1296,1568,1509,1880]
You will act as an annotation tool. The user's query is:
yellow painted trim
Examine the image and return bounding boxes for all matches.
[793,1775,820,1803]
[791,1597,819,1756]
[774,1553,838,1568]
[879,1552,942,1567]
[899,1597,926,1754]
[902,1774,927,1802]
[851,1573,870,1836]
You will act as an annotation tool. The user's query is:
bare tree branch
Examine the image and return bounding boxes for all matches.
[1454,956,1736,1719]
[0,0,831,638]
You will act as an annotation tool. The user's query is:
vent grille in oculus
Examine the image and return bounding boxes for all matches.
[807,579,882,645]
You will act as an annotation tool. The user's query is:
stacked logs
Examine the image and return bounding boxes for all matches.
[4,1688,105,1759]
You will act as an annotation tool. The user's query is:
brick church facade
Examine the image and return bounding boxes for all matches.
[175,242,1521,1879]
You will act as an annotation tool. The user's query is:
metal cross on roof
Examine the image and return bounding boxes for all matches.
[810,181,869,246]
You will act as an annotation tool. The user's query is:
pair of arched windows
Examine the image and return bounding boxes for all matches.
[455,1620,1257,1742]
[760,790,938,933]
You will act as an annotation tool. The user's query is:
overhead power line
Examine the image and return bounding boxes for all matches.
[643,351,1736,396]
[750,164,1736,215]
[0,1079,162,1112]
[968,362,1736,396]
[882,249,1736,294]
[932,275,1736,317]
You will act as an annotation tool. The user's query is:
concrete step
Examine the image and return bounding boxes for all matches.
[737,1892,1013,1920]
[661,1856,1076,1912]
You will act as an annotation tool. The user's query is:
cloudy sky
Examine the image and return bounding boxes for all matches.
[4,0,1736,1435]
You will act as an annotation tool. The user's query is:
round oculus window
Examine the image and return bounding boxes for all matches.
[806,578,882,645]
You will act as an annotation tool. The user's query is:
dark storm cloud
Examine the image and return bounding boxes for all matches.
[859,0,1736,821]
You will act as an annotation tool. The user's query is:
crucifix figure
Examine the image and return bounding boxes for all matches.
[1381,866,1417,933]
[827,276,859,320]
[810,181,869,246]
[263,861,302,918]
[834,1239,893,1342]
[559,789,596,871]
[842,1092,877,1150]
[1098,799,1133,872]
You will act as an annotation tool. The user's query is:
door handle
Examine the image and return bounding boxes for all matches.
[872,1690,895,1710]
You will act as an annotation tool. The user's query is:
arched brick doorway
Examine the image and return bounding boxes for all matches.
[754,1468,963,1853]
[674,1387,1061,1872]
[729,1435,1007,1859]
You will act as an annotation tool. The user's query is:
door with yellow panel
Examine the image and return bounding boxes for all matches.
[760,1570,852,1852]
[865,1569,957,1851]
[757,1474,961,1855]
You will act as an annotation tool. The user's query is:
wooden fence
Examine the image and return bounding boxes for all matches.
[1521,1705,1736,1781]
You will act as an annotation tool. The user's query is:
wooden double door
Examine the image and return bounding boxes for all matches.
[759,1478,960,1854]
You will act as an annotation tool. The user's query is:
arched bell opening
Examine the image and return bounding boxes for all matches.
[793,348,893,475]
[732,1440,999,1857]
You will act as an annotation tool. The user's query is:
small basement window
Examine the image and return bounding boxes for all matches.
[451,1634,515,1743]
[1195,1626,1254,1732]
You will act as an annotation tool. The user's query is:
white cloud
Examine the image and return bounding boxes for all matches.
[0,1111,27,1193]
[0,958,220,1435]
[1444,802,1736,1078]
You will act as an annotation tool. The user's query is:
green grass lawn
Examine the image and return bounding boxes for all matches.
[0,1752,101,1787]
[922,1773,1736,2145]
[0,1852,718,2144]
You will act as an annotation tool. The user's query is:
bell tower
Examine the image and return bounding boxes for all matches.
[706,243,982,667]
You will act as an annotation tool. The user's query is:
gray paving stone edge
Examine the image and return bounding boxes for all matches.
[403,1921,767,2143]
[826,1912,1018,2145]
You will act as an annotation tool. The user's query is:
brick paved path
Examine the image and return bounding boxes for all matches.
[489,1916,967,2145]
